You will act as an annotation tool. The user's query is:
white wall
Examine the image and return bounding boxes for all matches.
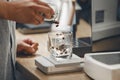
[92,0,120,41]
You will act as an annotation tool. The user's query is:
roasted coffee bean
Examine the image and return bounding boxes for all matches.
[56,48,59,50]
[51,47,54,49]
[65,51,67,54]
[56,33,59,36]
[59,44,65,50]
[56,24,59,27]
[63,49,66,52]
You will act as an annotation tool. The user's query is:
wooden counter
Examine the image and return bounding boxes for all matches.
[16,22,120,80]
[16,0,92,78]
[16,30,92,80]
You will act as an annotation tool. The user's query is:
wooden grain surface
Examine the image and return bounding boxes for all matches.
[16,30,92,80]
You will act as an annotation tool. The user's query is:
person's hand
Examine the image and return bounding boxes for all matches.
[0,0,54,24]
[17,38,39,55]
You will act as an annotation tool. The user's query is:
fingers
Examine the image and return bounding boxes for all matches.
[23,38,38,45]
[22,42,35,54]
[35,14,44,24]
[33,0,54,15]
[32,5,53,19]
[20,39,39,54]
[34,0,54,15]
[27,14,44,25]
[23,38,34,45]
[24,43,38,54]
[31,43,39,51]
[31,0,55,19]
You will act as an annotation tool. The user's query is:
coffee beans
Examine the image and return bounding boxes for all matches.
[56,24,59,27]
[51,46,54,49]
[51,45,69,56]
[54,21,59,27]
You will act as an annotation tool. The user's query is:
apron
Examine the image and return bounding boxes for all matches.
[0,0,16,80]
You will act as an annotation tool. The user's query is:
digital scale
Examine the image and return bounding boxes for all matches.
[35,52,120,80]
[84,52,120,80]
[16,22,51,34]
[35,54,83,74]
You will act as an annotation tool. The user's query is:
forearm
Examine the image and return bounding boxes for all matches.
[0,1,9,19]
[0,0,54,24]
